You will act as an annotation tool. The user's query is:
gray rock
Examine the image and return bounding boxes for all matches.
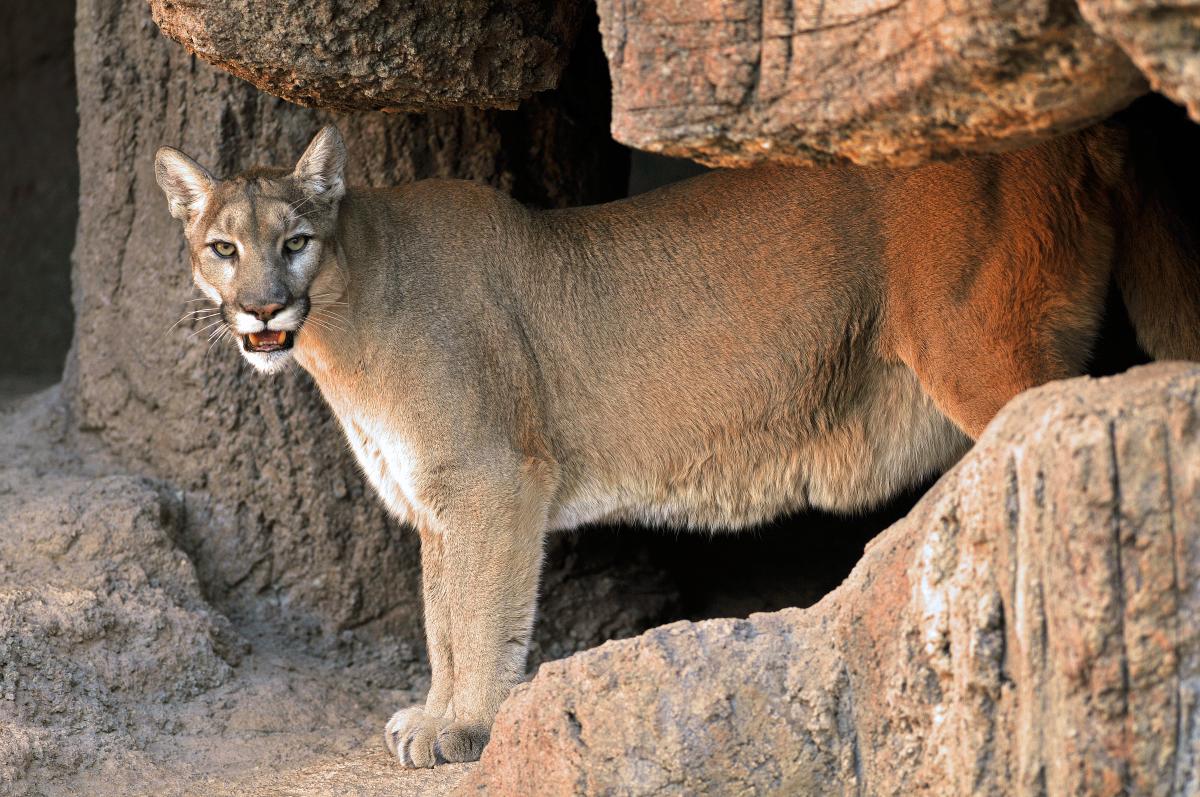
[0,387,472,796]
[0,389,237,789]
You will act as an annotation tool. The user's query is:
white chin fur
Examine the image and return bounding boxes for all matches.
[240,347,294,374]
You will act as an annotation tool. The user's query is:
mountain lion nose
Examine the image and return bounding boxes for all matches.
[242,302,285,321]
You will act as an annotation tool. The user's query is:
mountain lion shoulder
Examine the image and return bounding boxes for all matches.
[154,122,1200,767]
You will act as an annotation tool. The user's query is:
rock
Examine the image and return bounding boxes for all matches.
[72,0,649,649]
[1079,0,1200,122]
[460,363,1200,796]
[0,387,475,796]
[595,0,1148,166]
[0,390,239,790]
[145,0,584,112]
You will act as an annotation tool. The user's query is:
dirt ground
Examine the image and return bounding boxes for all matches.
[0,384,471,796]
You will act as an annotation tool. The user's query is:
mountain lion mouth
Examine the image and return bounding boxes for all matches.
[243,330,294,353]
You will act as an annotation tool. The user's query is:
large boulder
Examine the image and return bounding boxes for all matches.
[146,0,585,111]
[460,362,1200,795]
[0,389,475,796]
[0,390,238,790]
[594,0,1148,166]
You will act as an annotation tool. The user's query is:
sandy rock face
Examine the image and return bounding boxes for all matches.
[595,0,1148,166]
[461,363,1200,796]
[1079,0,1200,121]
[146,0,584,111]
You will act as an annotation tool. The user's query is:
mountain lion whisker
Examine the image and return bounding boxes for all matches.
[188,318,226,340]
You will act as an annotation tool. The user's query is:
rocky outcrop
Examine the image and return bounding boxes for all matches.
[146,0,584,111]
[0,389,237,789]
[1079,0,1200,121]
[595,0,1147,166]
[142,0,1200,168]
[461,363,1200,796]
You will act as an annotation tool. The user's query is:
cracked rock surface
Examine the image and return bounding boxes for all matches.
[462,363,1200,796]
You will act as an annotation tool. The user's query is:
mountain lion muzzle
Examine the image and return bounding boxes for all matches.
[155,122,1200,767]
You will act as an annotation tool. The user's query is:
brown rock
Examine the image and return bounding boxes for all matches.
[460,363,1200,796]
[1079,0,1200,122]
[596,0,1148,166]
[146,0,583,112]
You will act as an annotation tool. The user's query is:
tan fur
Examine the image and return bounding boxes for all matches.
[155,122,1197,767]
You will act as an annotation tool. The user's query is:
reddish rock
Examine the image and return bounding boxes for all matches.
[146,0,584,111]
[1079,0,1200,122]
[596,0,1147,166]
[460,363,1200,796]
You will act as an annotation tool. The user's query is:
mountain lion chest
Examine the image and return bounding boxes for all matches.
[339,408,424,528]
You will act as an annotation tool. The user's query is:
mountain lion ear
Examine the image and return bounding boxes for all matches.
[293,125,346,202]
[154,146,215,222]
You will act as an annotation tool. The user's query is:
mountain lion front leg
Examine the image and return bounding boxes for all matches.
[384,525,454,767]
[385,456,554,767]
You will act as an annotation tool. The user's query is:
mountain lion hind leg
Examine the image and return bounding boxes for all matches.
[385,456,555,768]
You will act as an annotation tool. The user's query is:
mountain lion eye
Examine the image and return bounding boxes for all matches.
[210,241,236,258]
[284,235,309,253]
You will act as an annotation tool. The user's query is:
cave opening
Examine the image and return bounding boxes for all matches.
[0,0,78,397]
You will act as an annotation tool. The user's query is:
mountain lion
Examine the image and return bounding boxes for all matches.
[155,120,1199,767]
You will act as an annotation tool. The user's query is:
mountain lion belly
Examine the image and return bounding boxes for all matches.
[548,362,969,531]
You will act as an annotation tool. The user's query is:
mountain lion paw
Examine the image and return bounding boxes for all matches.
[384,707,489,767]
[385,707,445,768]
[434,721,489,763]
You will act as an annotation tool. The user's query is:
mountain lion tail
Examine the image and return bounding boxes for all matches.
[1106,96,1200,361]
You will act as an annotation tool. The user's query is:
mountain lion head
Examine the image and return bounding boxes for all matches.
[155,126,346,373]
